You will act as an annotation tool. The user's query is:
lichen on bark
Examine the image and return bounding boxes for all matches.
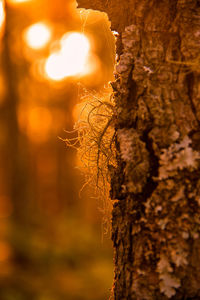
[77,0,200,299]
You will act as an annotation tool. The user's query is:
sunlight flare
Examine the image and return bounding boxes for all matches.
[7,0,31,4]
[0,0,5,31]
[24,22,51,50]
[45,32,90,81]
[45,53,67,81]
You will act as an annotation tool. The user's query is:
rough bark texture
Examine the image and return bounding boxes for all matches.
[77,0,200,299]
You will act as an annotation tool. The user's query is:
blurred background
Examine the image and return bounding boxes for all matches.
[0,0,115,299]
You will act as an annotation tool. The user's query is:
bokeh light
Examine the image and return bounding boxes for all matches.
[0,0,5,31]
[45,52,66,81]
[0,4,114,299]
[7,0,31,4]
[45,32,90,81]
[60,32,90,58]
[24,22,51,50]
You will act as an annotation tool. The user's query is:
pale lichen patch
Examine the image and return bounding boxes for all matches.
[115,24,137,78]
[158,136,200,180]
[159,273,181,298]
[169,244,188,267]
[117,128,135,162]
[170,186,185,202]
[157,255,181,298]
[117,128,150,194]
[182,231,189,239]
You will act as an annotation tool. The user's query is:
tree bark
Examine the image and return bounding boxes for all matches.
[77,0,200,299]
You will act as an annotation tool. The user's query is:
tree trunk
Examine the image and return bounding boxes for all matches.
[1,3,32,222]
[77,0,200,299]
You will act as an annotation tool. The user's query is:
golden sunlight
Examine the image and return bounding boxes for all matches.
[7,0,31,4]
[45,32,90,81]
[24,22,51,50]
[0,0,5,31]
[27,107,52,143]
[18,105,52,143]
[0,241,12,262]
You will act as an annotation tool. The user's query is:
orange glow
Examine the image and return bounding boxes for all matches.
[24,22,51,50]
[45,32,90,81]
[0,196,13,218]
[45,53,66,81]
[7,0,31,4]
[0,0,5,31]
[0,241,12,262]
[27,107,52,143]
[0,73,6,101]
[18,106,52,143]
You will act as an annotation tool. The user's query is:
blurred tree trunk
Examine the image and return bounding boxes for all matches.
[77,0,200,299]
[1,2,31,223]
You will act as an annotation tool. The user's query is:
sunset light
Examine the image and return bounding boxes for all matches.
[45,32,90,81]
[1,4,115,299]
[0,0,5,31]
[7,0,31,4]
[24,22,51,50]
[19,106,53,143]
